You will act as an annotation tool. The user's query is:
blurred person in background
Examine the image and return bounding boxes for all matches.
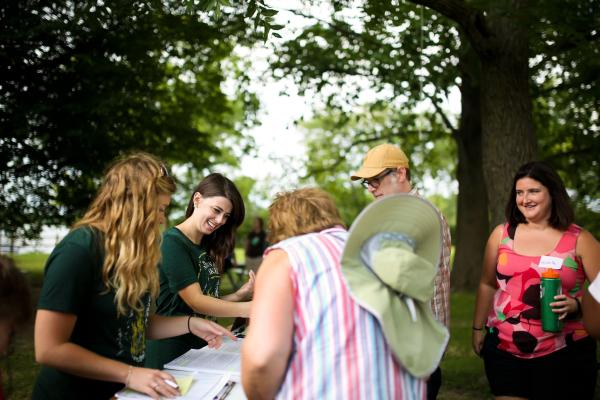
[0,255,32,400]
[244,216,267,273]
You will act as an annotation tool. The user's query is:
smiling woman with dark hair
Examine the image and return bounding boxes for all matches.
[145,173,254,370]
[473,161,599,399]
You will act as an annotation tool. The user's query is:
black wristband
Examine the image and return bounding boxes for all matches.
[472,326,484,331]
[574,297,582,316]
[187,315,193,334]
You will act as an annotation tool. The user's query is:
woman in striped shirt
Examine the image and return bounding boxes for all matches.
[241,188,425,399]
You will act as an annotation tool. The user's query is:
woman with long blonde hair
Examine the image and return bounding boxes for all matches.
[33,153,234,400]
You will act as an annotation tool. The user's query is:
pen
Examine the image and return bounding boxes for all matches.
[213,380,236,400]
[164,379,179,389]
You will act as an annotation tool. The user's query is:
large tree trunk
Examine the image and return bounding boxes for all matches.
[452,42,489,290]
[478,5,537,226]
[410,0,537,226]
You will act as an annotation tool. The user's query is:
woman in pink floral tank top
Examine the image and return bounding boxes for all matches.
[472,161,598,399]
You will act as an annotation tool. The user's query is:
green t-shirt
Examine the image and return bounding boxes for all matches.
[145,227,220,368]
[32,227,151,400]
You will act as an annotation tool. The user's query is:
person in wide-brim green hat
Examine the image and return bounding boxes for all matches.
[341,193,449,378]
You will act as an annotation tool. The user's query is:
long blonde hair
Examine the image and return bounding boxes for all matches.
[74,152,176,315]
[268,188,345,244]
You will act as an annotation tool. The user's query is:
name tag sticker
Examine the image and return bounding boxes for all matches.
[539,256,563,270]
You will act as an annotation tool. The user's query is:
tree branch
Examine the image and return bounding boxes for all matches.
[425,90,458,135]
[407,0,493,57]
[302,135,382,178]
[544,146,594,162]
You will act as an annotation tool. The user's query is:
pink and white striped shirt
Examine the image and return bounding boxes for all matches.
[269,227,425,400]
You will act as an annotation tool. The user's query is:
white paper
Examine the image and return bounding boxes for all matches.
[225,381,247,400]
[115,370,230,400]
[116,338,246,399]
[164,338,243,376]
[204,336,243,353]
[164,349,240,375]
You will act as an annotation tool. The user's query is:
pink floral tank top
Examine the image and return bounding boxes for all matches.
[486,223,588,358]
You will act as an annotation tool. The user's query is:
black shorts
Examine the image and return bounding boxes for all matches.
[482,329,597,399]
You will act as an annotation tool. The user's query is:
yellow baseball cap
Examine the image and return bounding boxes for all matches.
[350,143,410,180]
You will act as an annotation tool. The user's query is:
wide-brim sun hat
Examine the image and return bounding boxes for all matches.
[341,193,449,378]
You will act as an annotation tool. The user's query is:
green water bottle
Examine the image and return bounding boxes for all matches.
[540,268,562,333]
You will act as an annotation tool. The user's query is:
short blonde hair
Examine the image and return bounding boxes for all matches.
[268,188,344,244]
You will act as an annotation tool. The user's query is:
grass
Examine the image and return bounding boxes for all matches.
[11,252,47,287]
[440,293,492,399]
[4,252,599,399]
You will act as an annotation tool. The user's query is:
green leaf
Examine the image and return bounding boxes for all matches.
[245,2,257,18]
[270,24,285,30]
[261,8,278,17]
[262,26,270,42]
[272,32,282,38]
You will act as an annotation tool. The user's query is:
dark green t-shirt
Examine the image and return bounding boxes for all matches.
[145,227,220,368]
[32,227,151,400]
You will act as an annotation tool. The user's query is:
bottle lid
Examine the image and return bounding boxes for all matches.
[541,268,560,279]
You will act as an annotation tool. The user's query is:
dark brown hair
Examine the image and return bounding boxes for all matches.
[505,161,574,230]
[185,173,245,271]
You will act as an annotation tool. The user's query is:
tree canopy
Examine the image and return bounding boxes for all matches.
[0,0,261,239]
[2,1,597,291]
[269,0,599,288]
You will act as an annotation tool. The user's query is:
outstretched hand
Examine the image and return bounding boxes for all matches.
[126,367,180,399]
[189,317,237,348]
[236,270,256,301]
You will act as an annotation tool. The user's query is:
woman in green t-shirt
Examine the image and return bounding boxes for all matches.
[33,153,235,400]
[146,173,255,369]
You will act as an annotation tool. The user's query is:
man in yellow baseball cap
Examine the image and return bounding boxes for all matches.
[351,143,452,400]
